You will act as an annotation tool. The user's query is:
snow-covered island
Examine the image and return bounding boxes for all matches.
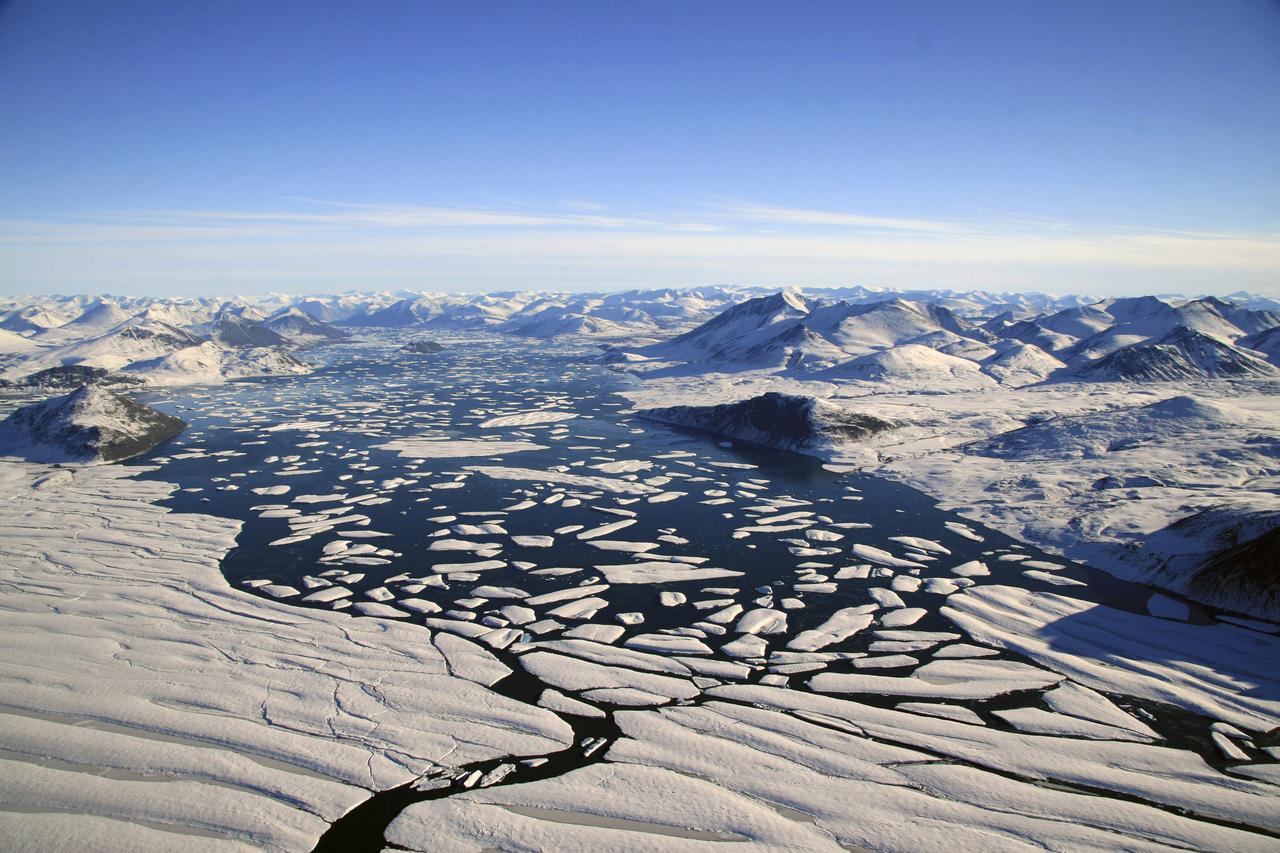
[0,285,1276,852]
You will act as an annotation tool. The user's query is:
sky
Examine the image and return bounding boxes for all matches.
[0,0,1277,297]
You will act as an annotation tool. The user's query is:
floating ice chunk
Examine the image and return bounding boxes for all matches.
[430,538,493,552]
[546,597,608,620]
[498,605,535,625]
[811,658,1064,699]
[705,604,743,625]
[581,687,672,706]
[942,521,983,542]
[870,640,938,653]
[792,582,836,593]
[525,584,610,607]
[734,609,788,635]
[538,689,605,718]
[479,411,578,428]
[521,651,697,700]
[994,707,1156,743]
[624,634,713,656]
[1042,682,1160,738]
[879,607,926,628]
[890,576,923,593]
[260,584,300,599]
[480,628,522,650]
[430,560,507,574]
[950,560,990,577]
[594,562,742,584]
[1212,731,1251,761]
[251,485,291,496]
[577,519,637,540]
[888,536,951,555]
[590,460,651,474]
[586,539,659,553]
[434,631,512,685]
[787,606,877,652]
[868,588,905,609]
[467,466,656,495]
[399,598,443,614]
[471,585,528,599]
[850,654,918,669]
[365,586,396,602]
[1023,570,1087,587]
[563,624,626,643]
[851,544,925,568]
[647,491,686,504]
[511,535,554,548]
[293,493,348,504]
[658,591,686,607]
[932,643,999,658]
[353,602,410,619]
[897,702,986,725]
[720,634,768,659]
[536,639,691,676]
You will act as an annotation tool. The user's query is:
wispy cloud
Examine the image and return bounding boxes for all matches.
[716,202,970,233]
[1,198,1277,296]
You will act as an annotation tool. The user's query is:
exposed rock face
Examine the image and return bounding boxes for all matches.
[640,392,897,454]
[0,386,187,463]
[210,314,290,348]
[8,365,141,390]
[402,339,445,354]
[1115,503,1280,621]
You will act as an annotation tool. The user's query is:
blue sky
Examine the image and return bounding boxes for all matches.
[1,0,1277,296]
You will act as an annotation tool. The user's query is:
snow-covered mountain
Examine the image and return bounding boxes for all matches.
[1074,327,1278,382]
[0,385,186,463]
[816,344,996,388]
[15,320,203,377]
[2,287,1277,391]
[0,305,70,335]
[980,342,1066,387]
[611,290,1280,389]
[0,327,41,356]
[122,341,311,386]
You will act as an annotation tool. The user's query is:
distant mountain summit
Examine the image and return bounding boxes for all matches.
[263,307,351,343]
[210,312,290,348]
[0,386,187,463]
